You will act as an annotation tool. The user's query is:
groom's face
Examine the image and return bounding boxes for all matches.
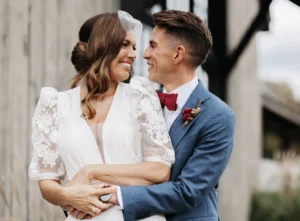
[143,26,174,85]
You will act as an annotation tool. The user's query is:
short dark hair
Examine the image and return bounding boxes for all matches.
[153,10,212,67]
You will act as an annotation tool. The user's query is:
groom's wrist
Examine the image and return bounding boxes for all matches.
[110,191,119,205]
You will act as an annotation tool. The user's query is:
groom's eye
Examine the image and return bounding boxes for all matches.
[150,44,156,48]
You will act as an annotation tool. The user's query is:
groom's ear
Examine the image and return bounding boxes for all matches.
[173,45,186,64]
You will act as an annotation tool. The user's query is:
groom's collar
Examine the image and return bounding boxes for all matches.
[163,76,198,109]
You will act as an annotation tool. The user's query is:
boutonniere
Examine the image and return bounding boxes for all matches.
[182,99,201,128]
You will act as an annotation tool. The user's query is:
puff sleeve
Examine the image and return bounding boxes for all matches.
[28,88,66,180]
[130,77,175,167]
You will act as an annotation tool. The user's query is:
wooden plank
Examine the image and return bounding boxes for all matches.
[0,0,10,218]
[8,0,30,220]
[42,0,58,88]
[38,0,66,218]
[1,1,120,220]
[56,0,78,90]
[27,0,45,220]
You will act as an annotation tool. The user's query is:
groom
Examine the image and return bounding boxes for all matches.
[69,10,235,221]
[110,10,235,221]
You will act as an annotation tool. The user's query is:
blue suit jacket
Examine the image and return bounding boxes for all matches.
[121,80,235,221]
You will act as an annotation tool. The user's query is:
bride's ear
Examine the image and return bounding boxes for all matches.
[173,45,186,64]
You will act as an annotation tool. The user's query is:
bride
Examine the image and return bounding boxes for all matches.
[29,11,175,220]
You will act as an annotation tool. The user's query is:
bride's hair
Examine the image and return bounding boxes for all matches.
[71,12,126,119]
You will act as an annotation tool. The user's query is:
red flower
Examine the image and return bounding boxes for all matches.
[182,112,192,121]
[183,108,192,114]
[181,99,201,128]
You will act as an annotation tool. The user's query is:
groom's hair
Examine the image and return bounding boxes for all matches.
[153,10,212,68]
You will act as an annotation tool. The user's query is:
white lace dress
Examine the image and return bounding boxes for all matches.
[28,77,175,221]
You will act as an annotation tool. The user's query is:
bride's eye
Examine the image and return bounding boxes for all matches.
[122,43,128,48]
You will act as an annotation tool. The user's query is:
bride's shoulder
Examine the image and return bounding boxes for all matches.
[38,86,79,106]
[130,76,151,86]
[128,76,157,94]
[38,86,78,98]
[37,87,58,104]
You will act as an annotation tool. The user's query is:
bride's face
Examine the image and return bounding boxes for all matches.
[109,30,136,82]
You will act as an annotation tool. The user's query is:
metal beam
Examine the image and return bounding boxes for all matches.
[189,0,194,13]
[225,0,273,76]
[206,0,227,100]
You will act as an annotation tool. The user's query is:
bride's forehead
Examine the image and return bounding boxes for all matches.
[125,30,136,43]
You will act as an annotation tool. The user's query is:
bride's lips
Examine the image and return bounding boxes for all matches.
[119,61,132,72]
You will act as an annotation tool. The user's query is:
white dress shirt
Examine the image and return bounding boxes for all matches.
[163,75,199,130]
[117,75,199,208]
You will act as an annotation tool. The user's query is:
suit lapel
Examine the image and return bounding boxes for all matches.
[169,80,210,149]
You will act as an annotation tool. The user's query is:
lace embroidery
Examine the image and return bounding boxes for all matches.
[30,89,65,179]
[131,77,175,166]
[136,84,170,146]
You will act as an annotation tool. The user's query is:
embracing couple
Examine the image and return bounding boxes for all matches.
[29,9,235,221]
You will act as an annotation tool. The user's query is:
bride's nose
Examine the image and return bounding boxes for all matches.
[127,47,136,60]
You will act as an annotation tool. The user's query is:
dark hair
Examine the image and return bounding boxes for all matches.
[153,10,213,67]
[70,13,126,119]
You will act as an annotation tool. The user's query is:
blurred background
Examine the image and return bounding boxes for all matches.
[1,0,300,220]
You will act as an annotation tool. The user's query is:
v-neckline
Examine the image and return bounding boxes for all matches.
[77,83,121,157]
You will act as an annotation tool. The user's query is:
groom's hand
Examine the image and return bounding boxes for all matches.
[63,184,117,216]
[66,206,93,220]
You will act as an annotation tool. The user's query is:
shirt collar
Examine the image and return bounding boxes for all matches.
[163,76,198,109]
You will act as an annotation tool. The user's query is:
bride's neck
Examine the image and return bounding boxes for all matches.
[81,81,118,101]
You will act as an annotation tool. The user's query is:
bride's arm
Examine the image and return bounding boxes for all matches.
[28,89,114,216]
[38,180,67,206]
[70,78,176,187]
[78,161,171,186]
[69,78,176,187]
[38,179,116,215]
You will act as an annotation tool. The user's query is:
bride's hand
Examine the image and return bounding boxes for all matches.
[63,184,116,216]
[66,166,92,186]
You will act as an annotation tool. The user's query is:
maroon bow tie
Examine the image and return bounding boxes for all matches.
[156,90,178,111]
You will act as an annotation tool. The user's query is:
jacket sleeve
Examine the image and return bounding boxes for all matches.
[120,110,235,221]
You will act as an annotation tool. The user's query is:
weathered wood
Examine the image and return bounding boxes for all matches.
[219,1,261,221]
[56,0,78,90]
[1,1,119,220]
[0,0,10,218]
[8,0,30,220]
[27,0,54,220]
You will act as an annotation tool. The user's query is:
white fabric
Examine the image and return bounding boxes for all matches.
[29,87,66,180]
[163,75,199,130]
[29,76,174,221]
[116,76,199,209]
[116,186,124,209]
[118,10,143,60]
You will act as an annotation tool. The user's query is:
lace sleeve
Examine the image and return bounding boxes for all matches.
[28,87,66,180]
[130,77,175,167]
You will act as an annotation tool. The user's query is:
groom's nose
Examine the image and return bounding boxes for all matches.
[143,46,150,60]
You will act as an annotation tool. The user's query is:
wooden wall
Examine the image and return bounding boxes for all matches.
[219,0,261,221]
[0,0,119,220]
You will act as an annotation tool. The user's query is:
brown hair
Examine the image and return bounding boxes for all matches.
[153,10,213,67]
[71,13,126,119]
